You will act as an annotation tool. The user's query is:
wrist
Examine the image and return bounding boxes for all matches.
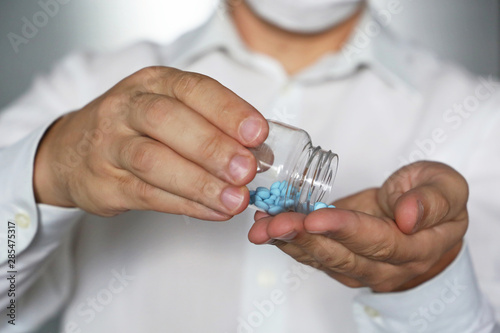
[33,114,75,208]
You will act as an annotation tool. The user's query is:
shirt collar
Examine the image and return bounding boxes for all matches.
[164,5,418,92]
[164,9,249,69]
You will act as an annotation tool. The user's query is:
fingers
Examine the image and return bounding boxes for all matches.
[127,93,257,185]
[332,188,384,216]
[249,208,466,291]
[249,212,391,285]
[254,210,270,221]
[249,212,306,244]
[250,212,367,272]
[304,208,465,265]
[392,185,441,234]
[378,161,469,234]
[304,209,412,263]
[115,136,249,216]
[111,175,232,221]
[134,67,269,147]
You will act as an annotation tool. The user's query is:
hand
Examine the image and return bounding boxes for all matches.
[249,161,468,292]
[34,66,268,220]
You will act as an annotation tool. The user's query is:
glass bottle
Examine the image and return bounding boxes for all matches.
[248,120,339,215]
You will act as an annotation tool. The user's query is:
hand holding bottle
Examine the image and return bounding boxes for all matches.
[34,66,268,219]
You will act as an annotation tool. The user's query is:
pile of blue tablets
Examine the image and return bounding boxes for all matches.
[249,180,335,215]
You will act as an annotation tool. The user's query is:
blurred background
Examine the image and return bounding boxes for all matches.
[0,0,499,108]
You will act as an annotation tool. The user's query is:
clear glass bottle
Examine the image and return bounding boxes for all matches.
[248,120,339,215]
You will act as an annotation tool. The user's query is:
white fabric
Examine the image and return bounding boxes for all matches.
[1,7,500,333]
[245,0,363,33]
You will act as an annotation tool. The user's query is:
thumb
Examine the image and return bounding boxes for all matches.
[378,161,469,234]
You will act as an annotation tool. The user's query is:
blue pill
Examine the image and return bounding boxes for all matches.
[271,181,281,190]
[249,190,256,196]
[270,188,281,196]
[268,206,285,215]
[314,202,328,210]
[285,199,295,207]
[256,190,271,199]
[255,201,269,211]
[280,188,287,197]
[264,198,275,205]
[279,181,287,190]
[269,194,277,201]
[328,205,336,208]
[256,187,268,192]
[255,195,262,201]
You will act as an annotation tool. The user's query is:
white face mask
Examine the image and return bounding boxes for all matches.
[244,0,364,34]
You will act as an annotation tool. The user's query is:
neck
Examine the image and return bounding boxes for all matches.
[230,2,363,75]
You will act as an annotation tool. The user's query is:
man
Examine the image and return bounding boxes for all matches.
[1,0,499,332]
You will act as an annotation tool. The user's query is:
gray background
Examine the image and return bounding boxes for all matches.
[0,0,499,109]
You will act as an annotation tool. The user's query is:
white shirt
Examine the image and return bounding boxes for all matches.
[1,7,500,333]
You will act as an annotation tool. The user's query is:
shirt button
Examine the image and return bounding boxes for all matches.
[364,305,380,318]
[15,212,30,229]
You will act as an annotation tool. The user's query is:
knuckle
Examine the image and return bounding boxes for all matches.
[432,196,451,222]
[369,244,396,262]
[123,140,157,174]
[134,181,157,204]
[293,252,322,270]
[86,156,112,177]
[99,92,128,119]
[329,252,357,273]
[210,100,233,125]
[365,230,398,262]
[104,201,127,216]
[198,132,225,162]
[198,177,220,202]
[137,66,162,80]
[104,179,131,213]
[136,66,167,91]
[172,71,206,99]
[143,96,175,128]
[164,172,182,194]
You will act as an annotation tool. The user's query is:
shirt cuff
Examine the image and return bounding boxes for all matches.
[353,243,498,333]
[0,120,84,263]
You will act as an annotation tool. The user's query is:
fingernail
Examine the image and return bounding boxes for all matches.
[412,200,425,233]
[208,210,231,220]
[239,118,262,144]
[229,154,252,183]
[275,230,297,241]
[221,187,245,212]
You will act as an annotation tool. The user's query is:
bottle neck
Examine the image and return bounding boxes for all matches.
[288,143,338,214]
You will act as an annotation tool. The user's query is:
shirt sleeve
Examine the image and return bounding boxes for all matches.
[0,54,89,330]
[0,121,86,331]
[0,42,163,330]
[352,244,500,333]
